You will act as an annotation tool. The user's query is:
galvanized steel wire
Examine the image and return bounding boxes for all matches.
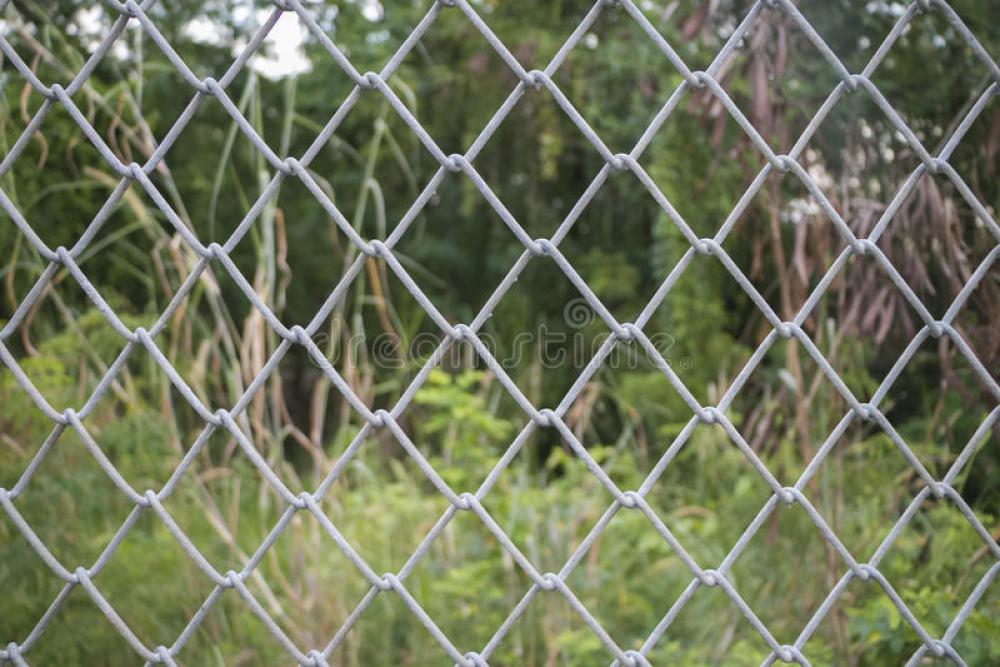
[1,0,999,665]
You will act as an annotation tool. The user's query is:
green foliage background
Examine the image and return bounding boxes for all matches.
[1,0,998,665]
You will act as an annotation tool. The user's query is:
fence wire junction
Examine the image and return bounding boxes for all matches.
[1,0,1000,665]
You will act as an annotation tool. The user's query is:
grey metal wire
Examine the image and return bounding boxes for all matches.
[1,0,998,665]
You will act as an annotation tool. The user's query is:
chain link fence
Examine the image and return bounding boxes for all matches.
[1,0,999,665]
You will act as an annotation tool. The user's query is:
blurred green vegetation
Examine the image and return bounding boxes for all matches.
[1,0,998,665]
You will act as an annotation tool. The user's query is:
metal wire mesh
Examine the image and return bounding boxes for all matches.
[1,0,999,665]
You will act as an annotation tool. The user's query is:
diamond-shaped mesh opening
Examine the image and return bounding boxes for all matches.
[802,420,921,558]
[727,500,842,641]
[720,169,848,321]
[483,255,611,401]
[391,170,529,321]
[877,494,998,637]
[170,586,292,665]
[402,507,536,658]
[799,87,923,207]
[0,97,123,252]
[799,575,926,664]
[1,260,140,371]
[387,2,523,158]
[880,334,996,474]
[643,251,760,405]
[149,92,284,246]
[637,85,769,240]
[77,405,178,494]
[294,257,456,408]
[555,339,697,491]
[643,421,777,566]
[8,582,142,665]
[875,173,999,317]
[793,1,889,75]
[2,428,132,568]
[467,77,611,235]
[314,428,452,576]
[548,1,687,148]
[868,3,996,141]
[805,249,927,398]
[110,344,226,449]
[730,336,850,484]
[711,3,847,156]
[153,427,284,573]
[556,167,672,322]
[69,187,183,323]
[645,580,776,664]
[87,507,221,651]
[292,87,428,240]
[407,362,528,488]
[476,425,607,575]
[561,504,693,653]
[225,178,354,324]
[240,504,378,654]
